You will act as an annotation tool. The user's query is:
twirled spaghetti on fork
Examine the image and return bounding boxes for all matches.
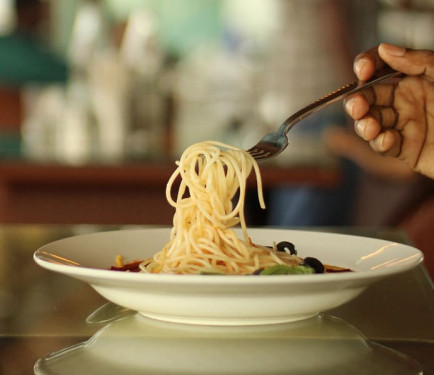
[140,141,301,275]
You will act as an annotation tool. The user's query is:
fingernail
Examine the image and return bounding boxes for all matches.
[355,120,365,137]
[377,133,386,149]
[354,57,368,78]
[380,43,405,57]
[345,97,355,117]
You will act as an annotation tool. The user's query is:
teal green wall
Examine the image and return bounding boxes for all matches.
[52,0,223,57]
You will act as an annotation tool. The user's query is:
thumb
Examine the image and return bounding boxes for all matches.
[379,43,434,79]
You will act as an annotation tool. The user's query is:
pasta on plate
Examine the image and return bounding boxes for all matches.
[139,141,313,275]
[111,141,351,275]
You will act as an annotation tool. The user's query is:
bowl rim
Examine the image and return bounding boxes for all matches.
[33,227,424,285]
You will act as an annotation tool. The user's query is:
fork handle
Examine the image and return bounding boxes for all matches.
[281,66,402,134]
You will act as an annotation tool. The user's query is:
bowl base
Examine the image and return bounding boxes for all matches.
[138,311,319,326]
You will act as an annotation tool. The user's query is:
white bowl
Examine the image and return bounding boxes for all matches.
[34,227,423,325]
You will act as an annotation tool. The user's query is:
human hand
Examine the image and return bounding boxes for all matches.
[344,43,434,179]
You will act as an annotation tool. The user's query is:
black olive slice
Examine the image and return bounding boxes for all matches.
[276,241,297,255]
[302,257,325,273]
[252,268,264,275]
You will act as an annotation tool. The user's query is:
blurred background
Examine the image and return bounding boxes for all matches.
[0,0,433,263]
[0,0,432,163]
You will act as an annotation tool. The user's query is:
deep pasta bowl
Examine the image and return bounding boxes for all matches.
[34,227,423,326]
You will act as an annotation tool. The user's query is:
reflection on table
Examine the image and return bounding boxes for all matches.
[0,225,432,374]
[35,311,421,375]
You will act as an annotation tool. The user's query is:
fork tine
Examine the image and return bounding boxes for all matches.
[247,147,264,156]
[252,154,270,160]
[248,147,272,159]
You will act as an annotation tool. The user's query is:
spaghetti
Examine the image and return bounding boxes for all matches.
[140,141,302,275]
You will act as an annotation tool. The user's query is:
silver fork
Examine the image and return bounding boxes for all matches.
[248,67,402,160]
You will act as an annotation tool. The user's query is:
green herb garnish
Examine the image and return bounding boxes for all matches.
[259,265,314,275]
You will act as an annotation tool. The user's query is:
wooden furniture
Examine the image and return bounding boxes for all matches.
[0,162,341,225]
[0,87,22,130]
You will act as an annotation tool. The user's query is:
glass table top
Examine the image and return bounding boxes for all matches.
[0,225,432,374]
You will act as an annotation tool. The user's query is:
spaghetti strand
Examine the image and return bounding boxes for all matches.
[143,141,298,275]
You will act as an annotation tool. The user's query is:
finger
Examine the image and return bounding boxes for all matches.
[369,106,398,129]
[365,83,396,107]
[346,84,395,119]
[354,116,382,141]
[369,129,402,156]
[344,93,370,120]
[379,43,434,80]
[354,46,386,81]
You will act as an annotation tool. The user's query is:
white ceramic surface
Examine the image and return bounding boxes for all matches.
[34,227,423,325]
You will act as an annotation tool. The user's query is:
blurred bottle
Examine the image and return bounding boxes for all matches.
[119,8,166,160]
[0,0,68,160]
[66,0,127,164]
